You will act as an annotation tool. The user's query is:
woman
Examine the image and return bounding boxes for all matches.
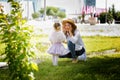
[59,19,87,63]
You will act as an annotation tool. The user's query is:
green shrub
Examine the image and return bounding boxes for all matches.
[98,12,113,23]
[40,6,66,19]
[115,11,120,23]
[32,12,40,19]
[98,12,106,23]
[107,13,113,24]
[57,11,66,18]
[0,0,38,80]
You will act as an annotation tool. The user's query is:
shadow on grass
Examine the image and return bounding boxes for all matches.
[0,69,9,80]
[78,56,120,80]
[0,54,120,80]
[35,54,120,80]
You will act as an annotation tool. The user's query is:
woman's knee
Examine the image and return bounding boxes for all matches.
[68,41,75,47]
[67,41,75,51]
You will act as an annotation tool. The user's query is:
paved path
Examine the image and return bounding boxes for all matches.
[77,24,120,36]
[27,20,120,37]
[0,62,7,68]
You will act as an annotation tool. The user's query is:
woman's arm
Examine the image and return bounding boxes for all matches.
[68,30,80,44]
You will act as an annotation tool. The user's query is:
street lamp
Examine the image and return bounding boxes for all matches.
[43,0,46,21]
[105,0,107,23]
[27,0,29,20]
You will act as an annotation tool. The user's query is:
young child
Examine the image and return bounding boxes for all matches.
[47,23,67,66]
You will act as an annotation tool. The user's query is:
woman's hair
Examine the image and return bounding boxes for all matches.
[53,23,61,30]
[67,22,77,36]
[62,19,77,36]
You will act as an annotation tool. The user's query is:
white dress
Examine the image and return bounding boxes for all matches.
[47,30,69,55]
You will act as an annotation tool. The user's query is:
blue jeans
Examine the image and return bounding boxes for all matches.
[67,41,76,59]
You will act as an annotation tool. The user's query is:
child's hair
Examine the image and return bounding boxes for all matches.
[53,23,61,30]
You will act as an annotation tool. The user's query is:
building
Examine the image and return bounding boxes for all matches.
[84,0,96,6]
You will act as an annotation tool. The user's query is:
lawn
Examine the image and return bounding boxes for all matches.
[34,35,120,54]
[0,36,120,80]
[83,36,120,53]
[35,53,120,80]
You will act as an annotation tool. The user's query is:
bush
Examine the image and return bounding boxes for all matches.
[57,11,66,18]
[107,13,113,24]
[0,0,38,80]
[115,11,120,24]
[32,12,40,19]
[98,12,106,23]
[39,6,66,19]
[98,12,113,24]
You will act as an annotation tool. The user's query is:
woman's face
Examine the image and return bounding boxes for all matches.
[64,23,72,31]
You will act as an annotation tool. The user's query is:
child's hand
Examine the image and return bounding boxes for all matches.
[63,41,67,44]
[62,26,66,33]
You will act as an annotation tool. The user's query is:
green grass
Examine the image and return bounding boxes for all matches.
[0,69,9,80]
[34,53,120,80]
[83,36,120,53]
[34,35,120,54]
[0,36,120,80]
[1,53,120,80]
[34,35,120,55]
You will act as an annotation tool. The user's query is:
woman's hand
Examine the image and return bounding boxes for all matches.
[69,31,73,37]
[68,27,73,37]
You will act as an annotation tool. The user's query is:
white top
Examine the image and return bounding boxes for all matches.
[67,29,87,61]
[67,29,85,51]
[49,30,66,44]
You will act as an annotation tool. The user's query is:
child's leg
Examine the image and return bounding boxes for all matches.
[52,55,56,66]
[52,55,58,66]
[54,55,58,66]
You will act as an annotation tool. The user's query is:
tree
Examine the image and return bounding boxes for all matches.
[107,12,113,24]
[32,12,40,19]
[57,11,66,19]
[46,6,58,16]
[78,16,81,23]
[111,4,116,19]
[98,12,113,23]
[81,12,85,23]
[39,6,66,19]
[47,9,55,16]
[0,0,38,80]
[108,7,112,14]
[115,11,120,23]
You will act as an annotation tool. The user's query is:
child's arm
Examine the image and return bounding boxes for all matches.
[63,40,67,44]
